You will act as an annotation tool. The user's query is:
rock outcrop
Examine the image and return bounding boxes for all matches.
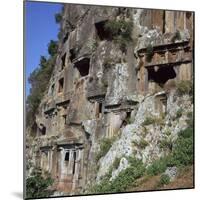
[26,4,194,196]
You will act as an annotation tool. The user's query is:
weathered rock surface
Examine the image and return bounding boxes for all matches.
[26,4,194,196]
[164,167,178,181]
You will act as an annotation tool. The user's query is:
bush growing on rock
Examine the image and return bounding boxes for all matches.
[176,80,193,96]
[26,169,54,198]
[55,13,62,23]
[90,157,145,194]
[147,157,169,176]
[186,111,194,128]
[26,53,57,129]
[95,138,115,161]
[175,108,183,119]
[147,126,194,176]
[105,19,133,51]
[159,138,173,151]
[142,116,155,126]
[171,30,181,43]
[113,157,121,169]
[132,138,149,149]
[171,127,193,166]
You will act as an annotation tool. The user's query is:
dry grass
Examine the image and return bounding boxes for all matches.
[126,165,194,192]
[160,165,194,190]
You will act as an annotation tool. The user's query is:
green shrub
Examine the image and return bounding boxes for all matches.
[171,30,181,43]
[176,108,183,118]
[158,174,170,186]
[146,44,154,62]
[159,138,173,151]
[104,19,133,51]
[187,111,193,119]
[105,19,133,39]
[55,13,62,23]
[163,129,171,136]
[171,127,193,166]
[147,157,168,176]
[48,40,58,57]
[90,157,145,194]
[57,31,62,39]
[113,157,121,169]
[186,112,194,128]
[26,52,57,129]
[147,126,194,176]
[26,169,54,199]
[142,116,163,126]
[142,116,155,126]
[176,80,193,96]
[138,139,149,149]
[178,127,193,139]
[95,138,114,161]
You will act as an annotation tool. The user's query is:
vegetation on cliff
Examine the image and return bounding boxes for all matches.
[26,40,58,132]
[26,168,54,198]
[90,103,193,194]
[90,157,145,194]
[105,19,133,51]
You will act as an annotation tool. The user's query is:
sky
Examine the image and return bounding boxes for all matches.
[25,1,62,96]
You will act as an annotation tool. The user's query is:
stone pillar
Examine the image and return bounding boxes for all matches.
[59,148,65,180]
[68,150,74,175]
[95,102,99,118]
[40,152,44,169]
[144,67,148,94]
[48,149,53,173]
[72,149,79,191]
[165,11,175,33]
[179,63,192,81]
[51,147,58,180]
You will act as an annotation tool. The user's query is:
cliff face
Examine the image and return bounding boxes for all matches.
[26,4,194,196]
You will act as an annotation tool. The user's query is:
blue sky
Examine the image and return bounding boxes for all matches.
[25,1,62,96]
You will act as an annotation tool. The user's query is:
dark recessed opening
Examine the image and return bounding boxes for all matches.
[65,152,70,161]
[69,49,76,62]
[99,103,102,114]
[95,21,111,41]
[126,111,131,119]
[186,12,192,19]
[61,53,66,69]
[63,33,69,43]
[51,84,55,95]
[72,151,76,174]
[96,102,103,118]
[39,123,46,135]
[148,66,176,85]
[74,58,90,77]
[58,78,64,93]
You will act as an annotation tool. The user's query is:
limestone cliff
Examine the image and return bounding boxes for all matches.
[26,4,194,197]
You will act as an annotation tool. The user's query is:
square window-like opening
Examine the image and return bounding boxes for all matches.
[74,58,90,77]
[58,78,64,93]
[96,102,103,118]
[39,123,46,135]
[148,66,176,85]
[65,152,70,161]
[95,21,111,41]
[99,103,102,114]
